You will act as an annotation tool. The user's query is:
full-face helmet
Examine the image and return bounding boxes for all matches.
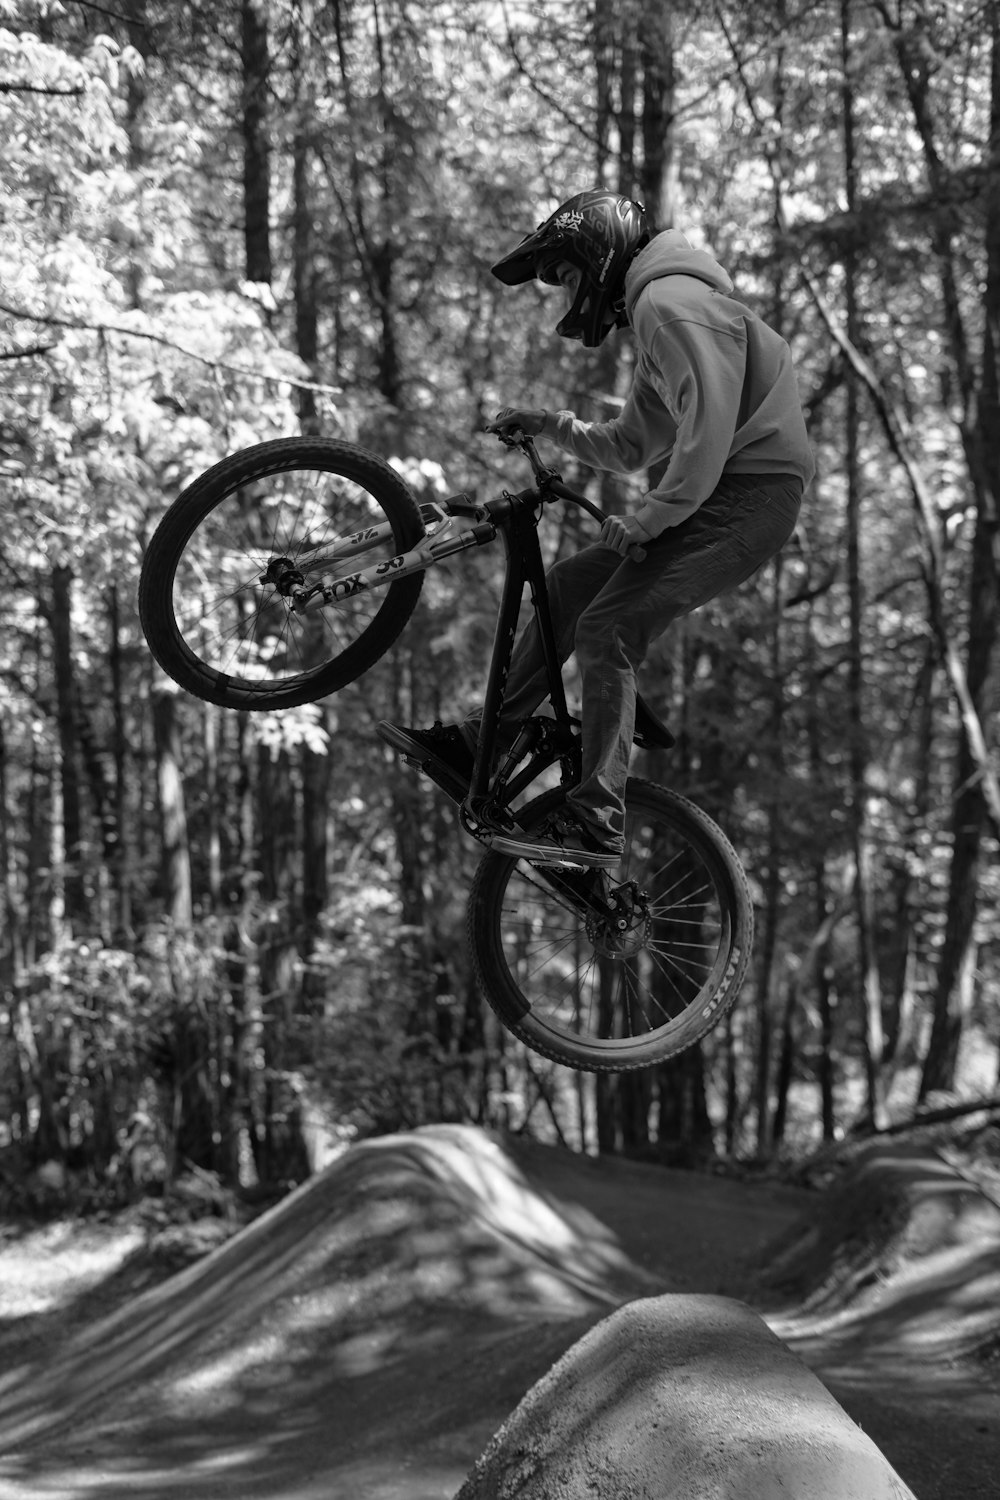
[491,191,650,346]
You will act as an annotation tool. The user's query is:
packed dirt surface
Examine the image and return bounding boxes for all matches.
[0,1124,997,1499]
[454,1293,919,1500]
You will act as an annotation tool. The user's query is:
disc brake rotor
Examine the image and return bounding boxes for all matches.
[585,881,651,959]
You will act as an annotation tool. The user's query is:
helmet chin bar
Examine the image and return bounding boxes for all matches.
[556,287,616,346]
[555,283,613,346]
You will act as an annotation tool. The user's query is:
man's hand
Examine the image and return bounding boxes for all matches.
[487,406,546,437]
[600,513,656,560]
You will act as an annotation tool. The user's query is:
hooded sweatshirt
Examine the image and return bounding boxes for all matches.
[541,230,815,534]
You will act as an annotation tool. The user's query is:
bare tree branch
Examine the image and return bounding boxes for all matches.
[499,0,601,151]
[0,344,57,360]
[0,83,84,96]
[68,0,150,27]
[0,299,341,399]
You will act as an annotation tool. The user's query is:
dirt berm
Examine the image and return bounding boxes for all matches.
[0,1123,989,1498]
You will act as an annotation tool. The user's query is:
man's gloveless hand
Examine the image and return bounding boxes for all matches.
[600,513,656,560]
[487,406,547,437]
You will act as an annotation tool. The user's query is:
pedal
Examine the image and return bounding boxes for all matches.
[489,833,620,871]
[534,854,616,871]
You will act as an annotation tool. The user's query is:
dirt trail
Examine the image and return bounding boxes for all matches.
[0,1125,996,1500]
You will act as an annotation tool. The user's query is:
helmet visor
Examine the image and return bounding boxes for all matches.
[491,224,558,285]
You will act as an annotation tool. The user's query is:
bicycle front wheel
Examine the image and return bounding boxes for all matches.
[139,438,425,710]
[468,779,753,1072]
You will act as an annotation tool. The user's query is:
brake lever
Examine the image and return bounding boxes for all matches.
[495,427,548,482]
[494,427,646,560]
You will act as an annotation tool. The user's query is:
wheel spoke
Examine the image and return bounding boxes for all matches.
[156,454,417,694]
[471,781,752,1071]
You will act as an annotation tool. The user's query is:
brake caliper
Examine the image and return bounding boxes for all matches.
[587,878,651,959]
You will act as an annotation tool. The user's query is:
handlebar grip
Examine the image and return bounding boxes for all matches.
[628,544,647,563]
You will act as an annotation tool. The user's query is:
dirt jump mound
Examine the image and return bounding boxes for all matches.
[753,1141,1000,1378]
[455,1293,917,1500]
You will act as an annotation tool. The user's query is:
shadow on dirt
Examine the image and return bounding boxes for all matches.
[755,1142,1000,1375]
[0,1126,997,1500]
[0,1128,667,1500]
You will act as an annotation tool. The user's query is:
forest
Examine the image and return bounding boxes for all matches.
[1,0,999,1203]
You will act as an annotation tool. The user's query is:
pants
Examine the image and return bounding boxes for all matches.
[465,472,802,848]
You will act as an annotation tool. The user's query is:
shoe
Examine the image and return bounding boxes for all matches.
[377,720,474,798]
[489,810,623,870]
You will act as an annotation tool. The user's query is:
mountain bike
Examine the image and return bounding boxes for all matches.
[138,433,753,1072]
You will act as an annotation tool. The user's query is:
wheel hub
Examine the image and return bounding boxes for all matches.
[586,882,651,959]
[259,555,305,596]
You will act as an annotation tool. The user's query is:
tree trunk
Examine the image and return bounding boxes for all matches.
[841,0,883,1128]
[0,723,20,988]
[915,3,1000,1098]
[638,0,675,223]
[882,644,936,1067]
[653,1049,714,1166]
[592,0,616,180]
[292,131,318,427]
[48,564,84,924]
[24,707,45,967]
[600,0,678,1159]
[617,22,638,195]
[803,581,838,1140]
[753,560,786,1153]
[107,584,132,936]
[921,765,987,1097]
[123,0,149,307]
[74,685,117,942]
[292,1,318,429]
[204,704,222,907]
[301,719,331,970]
[770,971,797,1147]
[241,0,273,287]
[257,742,296,907]
[151,678,193,929]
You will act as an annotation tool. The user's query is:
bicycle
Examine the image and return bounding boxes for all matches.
[138,432,753,1072]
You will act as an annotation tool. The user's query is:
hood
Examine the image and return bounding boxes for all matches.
[624,230,733,314]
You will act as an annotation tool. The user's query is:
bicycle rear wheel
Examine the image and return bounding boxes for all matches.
[139,438,425,710]
[468,779,753,1072]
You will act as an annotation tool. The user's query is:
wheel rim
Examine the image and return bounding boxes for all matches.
[488,789,745,1059]
[165,459,414,696]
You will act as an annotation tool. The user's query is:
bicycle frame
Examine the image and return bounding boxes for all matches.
[285,436,671,889]
[278,435,678,934]
[285,437,606,818]
[463,479,577,833]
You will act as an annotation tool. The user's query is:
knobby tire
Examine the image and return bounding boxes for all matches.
[138,438,425,711]
[468,779,753,1072]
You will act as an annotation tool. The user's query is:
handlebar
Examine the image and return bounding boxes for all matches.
[494,428,647,563]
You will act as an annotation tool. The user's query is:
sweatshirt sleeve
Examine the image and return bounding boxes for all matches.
[542,369,675,478]
[630,319,747,535]
[541,315,750,536]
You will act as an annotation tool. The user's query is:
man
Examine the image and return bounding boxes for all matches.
[379,190,814,867]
